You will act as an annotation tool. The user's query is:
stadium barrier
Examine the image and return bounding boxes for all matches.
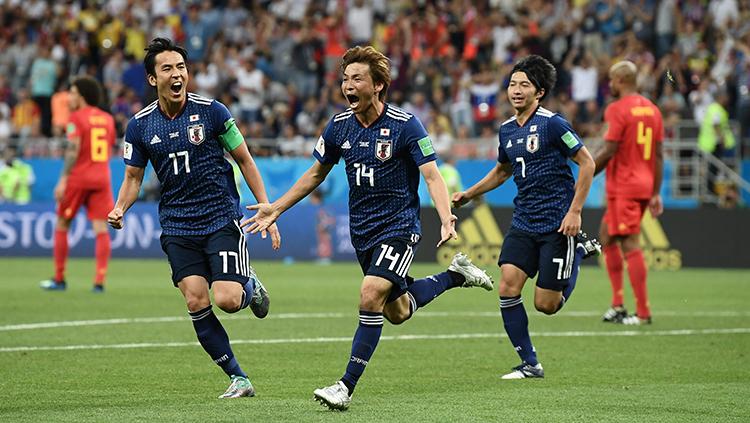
[1,203,747,269]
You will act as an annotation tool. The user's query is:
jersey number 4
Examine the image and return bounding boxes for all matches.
[637,121,653,160]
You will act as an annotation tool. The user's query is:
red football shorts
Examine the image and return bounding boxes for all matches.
[603,197,649,236]
[58,183,114,220]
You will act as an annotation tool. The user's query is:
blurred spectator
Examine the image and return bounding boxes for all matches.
[51,85,71,137]
[347,0,374,46]
[183,3,210,63]
[30,44,58,137]
[0,101,12,140]
[698,91,736,194]
[235,56,265,125]
[11,89,40,138]
[655,0,679,59]
[438,156,463,197]
[0,145,34,204]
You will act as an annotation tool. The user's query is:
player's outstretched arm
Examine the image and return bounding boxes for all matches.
[452,162,512,209]
[241,161,334,234]
[420,161,457,247]
[229,141,281,249]
[108,165,144,230]
[559,146,595,236]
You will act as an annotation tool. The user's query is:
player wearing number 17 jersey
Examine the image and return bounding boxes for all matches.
[243,46,493,411]
[107,38,281,399]
[40,76,115,292]
[595,61,664,325]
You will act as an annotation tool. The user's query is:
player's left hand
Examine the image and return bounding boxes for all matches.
[53,181,66,202]
[557,211,581,237]
[436,215,458,247]
[241,203,280,235]
[264,222,281,250]
[648,194,663,217]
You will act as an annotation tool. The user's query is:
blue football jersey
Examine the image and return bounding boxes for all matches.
[123,93,241,236]
[313,104,437,251]
[497,106,583,233]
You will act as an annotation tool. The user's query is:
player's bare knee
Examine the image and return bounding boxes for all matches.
[499,281,522,297]
[383,307,409,325]
[214,291,241,313]
[184,296,210,313]
[534,299,557,315]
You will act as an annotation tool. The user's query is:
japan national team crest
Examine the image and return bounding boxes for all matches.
[187,124,205,145]
[526,133,540,153]
[375,139,392,161]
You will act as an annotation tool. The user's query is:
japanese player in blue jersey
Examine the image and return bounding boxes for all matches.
[242,46,494,410]
[106,38,281,399]
[453,55,600,380]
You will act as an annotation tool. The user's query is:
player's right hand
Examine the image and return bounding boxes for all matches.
[451,191,470,209]
[107,207,124,229]
[242,203,280,235]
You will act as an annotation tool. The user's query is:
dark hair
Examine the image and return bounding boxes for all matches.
[144,37,188,77]
[71,76,103,107]
[510,55,557,101]
[341,46,391,101]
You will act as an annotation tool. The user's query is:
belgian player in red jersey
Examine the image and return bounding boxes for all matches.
[594,61,664,325]
[40,76,116,292]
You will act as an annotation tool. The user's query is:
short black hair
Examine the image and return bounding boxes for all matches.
[71,76,103,107]
[510,55,557,101]
[144,37,188,77]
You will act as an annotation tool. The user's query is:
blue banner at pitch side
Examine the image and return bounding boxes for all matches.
[0,203,357,261]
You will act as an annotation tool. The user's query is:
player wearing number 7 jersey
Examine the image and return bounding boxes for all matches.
[452,55,598,380]
[594,61,664,326]
[40,76,116,292]
[108,38,281,399]
[242,46,494,411]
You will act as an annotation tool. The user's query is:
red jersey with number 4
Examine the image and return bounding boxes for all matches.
[603,94,664,199]
[66,106,116,189]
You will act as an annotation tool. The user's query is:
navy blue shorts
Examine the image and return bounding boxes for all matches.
[498,227,577,291]
[356,237,417,291]
[160,220,252,287]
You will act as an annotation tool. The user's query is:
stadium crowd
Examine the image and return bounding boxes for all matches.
[0,0,748,158]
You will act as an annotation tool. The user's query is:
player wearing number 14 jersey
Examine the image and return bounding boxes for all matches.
[594,61,664,325]
[40,76,115,292]
[242,46,494,411]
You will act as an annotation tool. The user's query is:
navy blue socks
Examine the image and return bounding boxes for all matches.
[190,305,246,378]
[341,311,383,394]
[500,296,538,366]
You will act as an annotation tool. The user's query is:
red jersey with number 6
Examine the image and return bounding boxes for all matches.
[66,105,116,189]
[603,94,663,199]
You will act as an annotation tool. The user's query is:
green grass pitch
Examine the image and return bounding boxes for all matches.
[1,258,749,422]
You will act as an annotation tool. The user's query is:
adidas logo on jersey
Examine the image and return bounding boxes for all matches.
[150,135,162,144]
[506,139,512,148]
[342,140,351,149]
[437,204,503,267]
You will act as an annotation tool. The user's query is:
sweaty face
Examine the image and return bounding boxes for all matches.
[151,50,188,104]
[507,71,541,113]
[341,62,380,113]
